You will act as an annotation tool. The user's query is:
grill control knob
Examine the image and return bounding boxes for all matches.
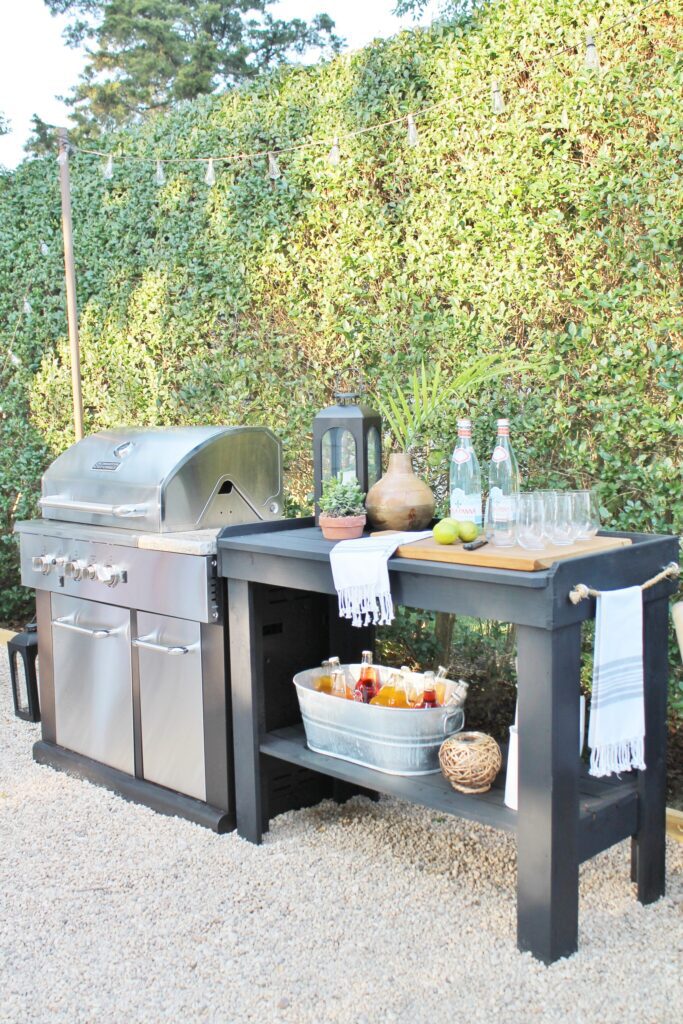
[95,564,122,588]
[31,554,56,575]
[64,559,89,581]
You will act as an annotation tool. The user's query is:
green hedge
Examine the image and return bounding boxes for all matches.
[1,1,681,684]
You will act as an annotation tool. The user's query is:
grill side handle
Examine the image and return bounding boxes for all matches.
[39,496,149,519]
[132,636,192,656]
[53,618,113,640]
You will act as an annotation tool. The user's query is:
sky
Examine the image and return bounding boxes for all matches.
[0,0,440,169]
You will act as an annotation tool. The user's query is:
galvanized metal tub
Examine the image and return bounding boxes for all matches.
[293,665,465,776]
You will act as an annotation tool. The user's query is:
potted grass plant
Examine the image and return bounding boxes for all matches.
[318,475,367,541]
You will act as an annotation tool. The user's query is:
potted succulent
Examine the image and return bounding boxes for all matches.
[318,475,367,541]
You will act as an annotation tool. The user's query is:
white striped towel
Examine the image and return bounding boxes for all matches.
[329,531,432,627]
[588,585,646,777]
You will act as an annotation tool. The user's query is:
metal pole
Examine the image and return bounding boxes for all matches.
[57,128,84,442]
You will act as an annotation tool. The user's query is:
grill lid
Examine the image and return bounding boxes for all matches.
[40,426,282,533]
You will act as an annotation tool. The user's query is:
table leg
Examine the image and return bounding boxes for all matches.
[228,578,264,844]
[516,623,582,963]
[631,595,668,903]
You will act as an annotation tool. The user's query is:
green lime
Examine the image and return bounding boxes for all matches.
[457,521,479,543]
[433,519,459,545]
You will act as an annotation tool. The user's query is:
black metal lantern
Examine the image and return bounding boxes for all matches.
[8,623,40,723]
[313,389,382,522]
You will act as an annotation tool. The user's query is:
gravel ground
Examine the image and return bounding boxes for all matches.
[1,653,682,1024]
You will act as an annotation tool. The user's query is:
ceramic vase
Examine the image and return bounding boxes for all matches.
[365,453,435,531]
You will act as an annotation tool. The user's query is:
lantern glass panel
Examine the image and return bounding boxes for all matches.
[321,428,357,482]
[11,653,30,715]
[367,426,381,487]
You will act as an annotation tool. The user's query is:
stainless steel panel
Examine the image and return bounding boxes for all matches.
[136,612,206,801]
[18,531,218,622]
[51,594,134,774]
[40,426,282,532]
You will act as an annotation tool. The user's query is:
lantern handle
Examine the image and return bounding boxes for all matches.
[333,368,366,405]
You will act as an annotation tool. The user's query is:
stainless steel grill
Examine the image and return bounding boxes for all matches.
[15,425,283,830]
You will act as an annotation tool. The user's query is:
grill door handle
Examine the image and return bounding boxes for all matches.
[39,497,148,518]
[53,618,113,640]
[132,637,190,656]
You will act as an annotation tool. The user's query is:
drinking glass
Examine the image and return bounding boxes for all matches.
[572,489,600,539]
[548,492,579,546]
[516,492,546,550]
[538,491,557,542]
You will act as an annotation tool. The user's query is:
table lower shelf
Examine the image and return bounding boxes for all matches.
[261,724,640,859]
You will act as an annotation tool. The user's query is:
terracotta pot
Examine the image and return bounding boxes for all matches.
[365,453,435,531]
[319,513,366,541]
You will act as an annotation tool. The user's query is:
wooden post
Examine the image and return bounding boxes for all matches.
[57,128,84,442]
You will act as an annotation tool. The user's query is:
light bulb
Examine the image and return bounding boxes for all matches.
[103,155,114,179]
[204,158,216,186]
[328,136,340,166]
[154,159,165,185]
[40,241,49,256]
[407,114,418,147]
[585,33,600,71]
[23,298,32,316]
[268,152,281,180]
[10,351,21,366]
[491,79,505,115]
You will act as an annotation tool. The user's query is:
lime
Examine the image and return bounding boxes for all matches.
[457,521,479,543]
[433,519,459,545]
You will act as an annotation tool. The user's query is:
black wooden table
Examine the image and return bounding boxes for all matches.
[218,519,678,964]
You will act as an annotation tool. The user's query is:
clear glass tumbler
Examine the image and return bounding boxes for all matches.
[516,492,546,550]
[549,492,579,546]
[572,489,600,539]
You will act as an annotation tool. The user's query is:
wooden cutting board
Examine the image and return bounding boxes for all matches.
[374,532,631,572]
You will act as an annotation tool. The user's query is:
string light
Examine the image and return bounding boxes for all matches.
[47,1,661,182]
[491,78,505,114]
[103,154,114,179]
[154,159,166,185]
[407,114,419,147]
[9,352,21,367]
[204,158,216,185]
[23,298,32,316]
[585,32,601,70]
[40,241,49,256]
[268,152,281,180]
[328,136,341,166]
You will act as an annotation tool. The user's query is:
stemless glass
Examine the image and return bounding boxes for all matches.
[538,491,557,542]
[573,489,600,539]
[549,492,578,546]
[516,492,546,550]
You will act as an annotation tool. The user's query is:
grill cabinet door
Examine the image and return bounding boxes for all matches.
[51,594,134,774]
[135,612,206,801]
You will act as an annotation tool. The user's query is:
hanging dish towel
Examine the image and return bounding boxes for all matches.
[588,585,646,777]
[329,532,432,627]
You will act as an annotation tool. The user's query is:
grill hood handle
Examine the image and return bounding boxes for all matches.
[39,496,148,519]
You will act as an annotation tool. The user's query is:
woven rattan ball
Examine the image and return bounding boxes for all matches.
[439,732,502,794]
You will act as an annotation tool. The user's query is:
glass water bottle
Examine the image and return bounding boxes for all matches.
[487,419,520,547]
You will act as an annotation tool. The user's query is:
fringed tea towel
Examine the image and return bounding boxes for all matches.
[329,532,432,627]
[588,585,646,777]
